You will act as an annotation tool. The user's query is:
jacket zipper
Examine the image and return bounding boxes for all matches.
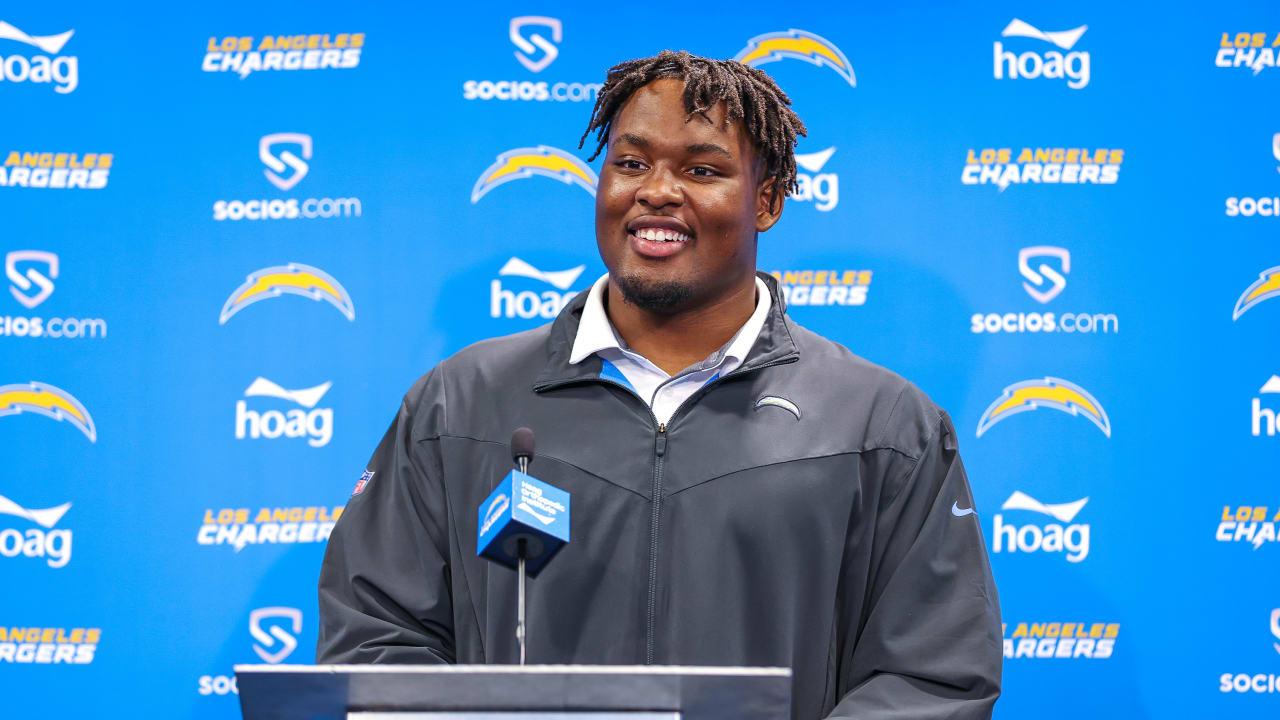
[534,353,797,664]
[647,421,667,664]
[639,355,798,662]
[572,377,666,664]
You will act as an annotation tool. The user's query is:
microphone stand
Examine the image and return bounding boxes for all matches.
[516,455,529,665]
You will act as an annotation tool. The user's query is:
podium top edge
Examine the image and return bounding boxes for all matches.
[233,664,791,678]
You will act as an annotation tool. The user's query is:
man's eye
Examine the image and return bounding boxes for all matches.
[689,166,718,177]
[616,160,646,170]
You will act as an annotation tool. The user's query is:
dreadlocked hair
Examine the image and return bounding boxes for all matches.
[579,50,808,207]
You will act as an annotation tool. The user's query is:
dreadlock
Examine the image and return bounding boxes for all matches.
[580,50,808,208]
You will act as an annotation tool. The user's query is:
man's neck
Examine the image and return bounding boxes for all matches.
[604,275,759,376]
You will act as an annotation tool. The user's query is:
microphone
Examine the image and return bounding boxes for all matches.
[476,427,570,664]
[512,426,534,474]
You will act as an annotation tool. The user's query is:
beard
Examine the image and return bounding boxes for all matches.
[611,270,694,314]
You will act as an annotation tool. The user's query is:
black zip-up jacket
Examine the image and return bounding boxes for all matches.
[317,273,1002,719]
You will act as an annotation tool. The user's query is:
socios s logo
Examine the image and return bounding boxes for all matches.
[0,493,72,568]
[734,29,855,86]
[248,607,301,664]
[792,147,839,211]
[0,20,78,94]
[219,263,355,324]
[259,133,311,191]
[971,247,1117,335]
[213,135,360,222]
[1233,265,1280,320]
[471,146,597,203]
[1019,246,1070,303]
[6,250,56,309]
[510,17,560,73]
[1218,609,1280,694]
[976,377,1110,438]
[201,605,305,694]
[1223,134,1280,217]
[994,18,1090,89]
[1272,608,1280,655]
[0,381,96,442]
[2,251,109,339]
[463,20,598,103]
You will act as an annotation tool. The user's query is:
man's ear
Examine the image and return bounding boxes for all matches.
[756,176,784,232]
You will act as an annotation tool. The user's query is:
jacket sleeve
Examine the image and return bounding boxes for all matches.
[825,409,1002,719]
[316,371,456,664]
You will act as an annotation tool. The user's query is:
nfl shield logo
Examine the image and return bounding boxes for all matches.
[352,470,374,496]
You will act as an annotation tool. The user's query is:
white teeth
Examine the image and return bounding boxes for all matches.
[633,227,688,243]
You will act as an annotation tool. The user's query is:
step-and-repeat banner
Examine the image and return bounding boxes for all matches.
[2,3,1277,717]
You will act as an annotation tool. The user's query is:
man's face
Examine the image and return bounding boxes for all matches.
[595,78,782,313]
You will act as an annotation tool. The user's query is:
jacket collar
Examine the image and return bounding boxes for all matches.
[534,271,799,391]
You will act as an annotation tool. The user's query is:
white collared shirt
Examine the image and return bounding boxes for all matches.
[568,274,772,425]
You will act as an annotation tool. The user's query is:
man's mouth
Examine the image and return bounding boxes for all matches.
[626,221,693,259]
[625,217,694,259]
[629,227,691,243]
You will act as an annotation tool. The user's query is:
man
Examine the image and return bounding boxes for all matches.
[318,51,1002,719]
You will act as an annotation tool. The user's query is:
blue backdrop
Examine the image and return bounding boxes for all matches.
[2,2,1279,717]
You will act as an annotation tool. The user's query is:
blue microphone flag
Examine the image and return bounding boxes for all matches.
[477,470,570,576]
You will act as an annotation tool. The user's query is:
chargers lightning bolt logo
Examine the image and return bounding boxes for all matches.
[733,29,856,87]
[471,146,597,203]
[1233,265,1280,320]
[976,377,1110,438]
[754,395,802,419]
[0,381,96,442]
[219,263,355,324]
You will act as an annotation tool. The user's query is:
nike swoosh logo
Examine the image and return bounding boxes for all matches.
[951,501,976,517]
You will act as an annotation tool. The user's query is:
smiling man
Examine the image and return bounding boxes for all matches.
[318,51,1002,720]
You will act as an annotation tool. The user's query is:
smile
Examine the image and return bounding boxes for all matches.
[630,227,690,243]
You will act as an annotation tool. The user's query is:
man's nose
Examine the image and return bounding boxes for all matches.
[636,166,683,209]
